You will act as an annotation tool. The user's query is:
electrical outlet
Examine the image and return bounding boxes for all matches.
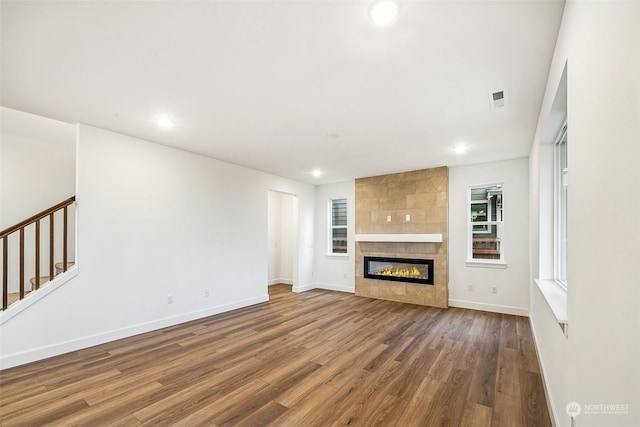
[467,284,473,291]
[343,273,348,279]
[491,287,498,294]
[204,289,210,297]
[168,295,174,304]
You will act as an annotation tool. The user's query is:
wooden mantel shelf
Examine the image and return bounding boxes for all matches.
[355,234,443,243]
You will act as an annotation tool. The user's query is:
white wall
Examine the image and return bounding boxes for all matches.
[449,158,530,316]
[530,2,640,426]
[0,107,76,292]
[267,190,295,285]
[0,124,315,368]
[314,180,355,293]
[0,107,76,227]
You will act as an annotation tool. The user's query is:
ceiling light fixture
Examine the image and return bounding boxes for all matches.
[156,117,175,128]
[369,0,399,25]
[312,169,323,178]
[453,144,468,154]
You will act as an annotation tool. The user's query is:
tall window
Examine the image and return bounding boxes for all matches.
[329,199,347,255]
[555,125,568,286]
[469,183,504,262]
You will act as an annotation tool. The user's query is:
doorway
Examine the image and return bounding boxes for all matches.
[267,190,298,298]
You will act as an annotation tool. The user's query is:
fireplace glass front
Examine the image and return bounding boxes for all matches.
[364,256,434,285]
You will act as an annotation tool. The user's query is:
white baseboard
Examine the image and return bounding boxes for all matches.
[448,299,529,317]
[528,316,560,427]
[0,295,268,370]
[292,283,315,293]
[268,278,293,286]
[315,282,355,293]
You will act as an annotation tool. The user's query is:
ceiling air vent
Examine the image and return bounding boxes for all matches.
[489,89,507,109]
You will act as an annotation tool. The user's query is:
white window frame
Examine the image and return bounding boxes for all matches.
[470,199,492,234]
[328,198,348,256]
[554,124,568,288]
[466,183,506,267]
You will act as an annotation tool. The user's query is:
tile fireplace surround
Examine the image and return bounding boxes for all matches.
[355,167,448,308]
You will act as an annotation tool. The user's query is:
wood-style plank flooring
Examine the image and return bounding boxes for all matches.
[0,285,551,426]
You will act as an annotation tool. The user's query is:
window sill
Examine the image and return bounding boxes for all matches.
[535,279,568,337]
[465,260,508,269]
[327,254,349,259]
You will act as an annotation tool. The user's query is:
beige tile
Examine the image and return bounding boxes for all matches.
[371,210,396,225]
[362,183,388,199]
[355,177,370,186]
[432,176,448,193]
[379,173,404,184]
[406,193,437,209]
[425,206,447,223]
[356,210,372,227]
[414,223,446,234]
[435,191,448,207]
[414,177,431,193]
[413,166,446,181]
[435,284,449,308]
[387,180,416,195]
[379,195,407,211]
[397,209,427,224]
[405,242,438,254]
[360,224,389,234]
[356,197,380,212]
[434,269,447,286]
[385,223,415,233]
[359,175,387,186]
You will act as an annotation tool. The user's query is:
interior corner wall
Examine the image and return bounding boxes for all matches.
[529,2,640,426]
[0,124,315,369]
[448,158,530,316]
[313,180,355,293]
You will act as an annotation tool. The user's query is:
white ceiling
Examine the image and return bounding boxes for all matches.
[0,1,564,185]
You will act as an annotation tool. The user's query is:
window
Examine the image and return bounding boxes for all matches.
[555,125,568,286]
[468,184,504,263]
[329,199,347,255]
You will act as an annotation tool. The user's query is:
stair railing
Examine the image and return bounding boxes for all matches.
[1,196,76,310]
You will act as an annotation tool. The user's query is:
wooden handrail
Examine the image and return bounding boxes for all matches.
[1,196,76,310]
[0,196,76,239]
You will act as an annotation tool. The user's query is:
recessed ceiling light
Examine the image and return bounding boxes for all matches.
[312,169,323,178]
[453,144,468,154]
[370,0,399,25]
[326,134,339,139]
[156,117,175,128]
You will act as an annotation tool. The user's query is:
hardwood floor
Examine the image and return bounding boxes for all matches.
[0,285,551,426]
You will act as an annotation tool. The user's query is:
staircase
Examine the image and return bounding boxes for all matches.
[1,197,76,311]
[5,262,76,308]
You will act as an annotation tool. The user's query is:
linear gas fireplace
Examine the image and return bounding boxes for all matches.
[364,256,434,285]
